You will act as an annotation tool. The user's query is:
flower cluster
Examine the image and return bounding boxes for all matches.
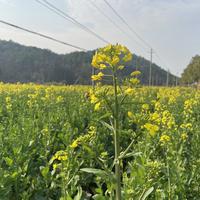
[91,44,132,72]
[70,126,96,149]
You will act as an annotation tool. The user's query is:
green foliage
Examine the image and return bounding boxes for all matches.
[0,39,177,85]
[181,55,200,84]
[0,84,199,199]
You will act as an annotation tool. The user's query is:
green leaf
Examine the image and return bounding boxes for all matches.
[98,113,111,120]
[80,168,107,176]
[140,187,154,200]
[92,194,107,200]
[121,152,142,159]
[11,172,18,178]
[4,157,13,167]
[40,166,49,178]
[100,121,114,131]
[74,186,82,200]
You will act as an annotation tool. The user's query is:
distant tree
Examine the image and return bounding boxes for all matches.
[181,55,200,84]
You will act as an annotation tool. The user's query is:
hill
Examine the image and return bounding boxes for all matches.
[0,40,176,85]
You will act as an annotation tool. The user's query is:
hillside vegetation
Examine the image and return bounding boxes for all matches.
[0,40,176,85]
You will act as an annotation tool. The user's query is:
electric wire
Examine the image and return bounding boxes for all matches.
[87,0,149,51]
[35,0,109,44]
[102,0,171,75]
[0,19,87,51]
[103,0,152,49]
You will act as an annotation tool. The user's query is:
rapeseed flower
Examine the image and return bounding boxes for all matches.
[94,102,101,111]
[160,134,170,144]
[131,70,141,76]
[91,72,104,81]
[125,87,134,95]
[144,123,159,136]
[130,78,140,85]
[127,111,134,119]
[91,44,132,70]
[181,133,188,141]
[50,150,68,164]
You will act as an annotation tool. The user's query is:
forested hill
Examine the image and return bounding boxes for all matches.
[0,40,177,85]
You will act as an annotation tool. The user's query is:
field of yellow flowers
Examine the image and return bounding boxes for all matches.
[0,82,199,199]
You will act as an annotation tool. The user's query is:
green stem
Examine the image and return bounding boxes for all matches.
[62,162,67,199]
[113,73,121,200]
[166,150,171,200]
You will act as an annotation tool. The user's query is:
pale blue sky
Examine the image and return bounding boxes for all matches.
[0,0,200,75]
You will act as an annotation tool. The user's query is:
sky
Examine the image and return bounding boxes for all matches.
[0,0,200,76]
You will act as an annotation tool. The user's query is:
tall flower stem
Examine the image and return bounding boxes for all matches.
[113,72,121,200]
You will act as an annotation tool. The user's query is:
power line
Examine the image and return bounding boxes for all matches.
[102,1,174,79]
[103,0,152,49]
[35,0,109,44]
[0,20,87,51]
[149,48,153,86]
[87,0,149,51]
[87,0,123,33]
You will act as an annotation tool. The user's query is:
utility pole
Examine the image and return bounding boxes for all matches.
[149,48,153,86]
[166,69,169,87]
[175,73,178,87]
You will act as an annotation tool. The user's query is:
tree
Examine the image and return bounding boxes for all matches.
[181,55,200,84]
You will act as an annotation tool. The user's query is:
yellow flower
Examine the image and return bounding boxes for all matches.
[180,123,192,130]
[111,55,120,65]
[70,126,96,148]
[91,72,104,81]
[91,44,132,70]
[53,163,58,170]
[118,65,124,70]
[181,133,188,141]
[150,112,160,123]
[125,87,134,95]
[131,70,141,76]
[142,104,149,111]
[160,134,170,144]
[130,78,140,85]
[127,111,134,119]
[94,102,101,111]
[54,150,68,161]
[70,140,79,149]
[144,123,159,136]
[123,52,132,62]
[5,96,11,103]
[91,52,98,67]
[90,94,98,104]
[99,64,107,69]
[56,95,64,103]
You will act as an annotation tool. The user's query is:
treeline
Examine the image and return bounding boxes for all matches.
[181,55,200,84]
[0,40,177,85]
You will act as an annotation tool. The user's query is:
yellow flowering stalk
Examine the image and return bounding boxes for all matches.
[144,123,159,137]
[130,78,140,85]
[51,150,68,162]
[70,126,96,149]
[90,44,133,200]
[90,94,98,104]
[181,133,188,141]
[160,134,171,144]
[91,44,132,71]
[131,70,141,77]
[91,72,104,81]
